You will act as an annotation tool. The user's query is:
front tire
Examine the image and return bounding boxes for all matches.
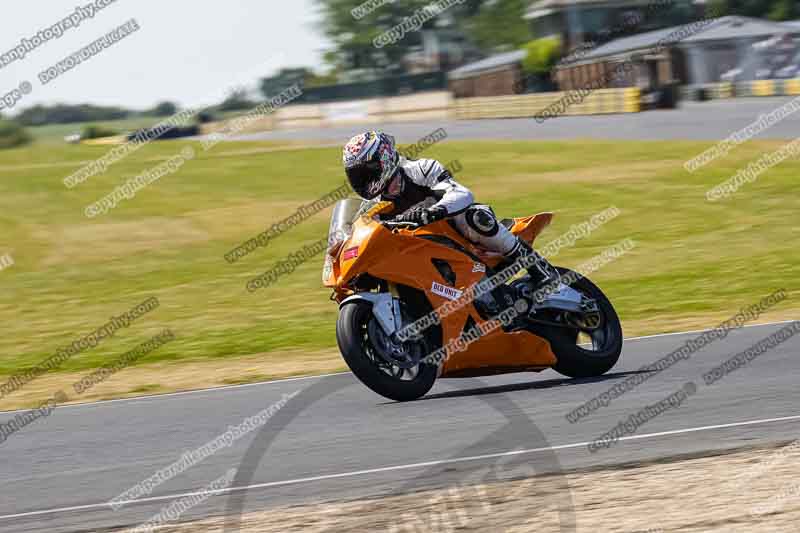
[337,301,437,401]
[548,267,623,378]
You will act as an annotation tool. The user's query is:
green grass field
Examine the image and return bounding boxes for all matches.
[0,137,798,396]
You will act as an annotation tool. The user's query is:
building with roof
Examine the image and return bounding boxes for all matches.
[447,50,527,97]
[525,0,701,49]
[553,15,800,95]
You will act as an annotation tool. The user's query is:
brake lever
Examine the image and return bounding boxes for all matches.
[383,220,420,230]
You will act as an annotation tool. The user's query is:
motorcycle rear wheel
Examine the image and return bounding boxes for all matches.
[337,300,437,401]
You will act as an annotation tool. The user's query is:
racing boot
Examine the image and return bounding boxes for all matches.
[503,237,560,293]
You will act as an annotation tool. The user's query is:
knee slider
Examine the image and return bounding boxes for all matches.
[465,205,499,237]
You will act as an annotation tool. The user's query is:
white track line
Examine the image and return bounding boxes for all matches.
[624,319,797,342]
[2,412,799,521]
[0,372,351,415]
[0,319,795,415]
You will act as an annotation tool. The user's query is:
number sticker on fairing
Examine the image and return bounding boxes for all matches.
[431,281,463,301]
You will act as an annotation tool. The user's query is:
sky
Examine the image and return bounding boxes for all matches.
[0,0,330,111]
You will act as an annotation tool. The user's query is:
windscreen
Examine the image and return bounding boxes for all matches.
[327,198,363,247]
[322,198,367,283]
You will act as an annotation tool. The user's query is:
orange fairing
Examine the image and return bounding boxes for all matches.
[326,206,558,375]
[513,213,553,246]
[323,202,393,288]
[440,329,556,377]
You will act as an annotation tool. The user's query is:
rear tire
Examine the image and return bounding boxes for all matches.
[549,268,623,378]
[337,301,437,401]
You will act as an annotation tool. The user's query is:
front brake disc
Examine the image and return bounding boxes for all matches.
[367,319,422,369]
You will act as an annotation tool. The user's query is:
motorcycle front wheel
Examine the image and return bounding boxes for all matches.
[547,267,623,379]
[337,300,438,401]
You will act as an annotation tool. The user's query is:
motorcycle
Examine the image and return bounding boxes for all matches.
[323,199,622,401]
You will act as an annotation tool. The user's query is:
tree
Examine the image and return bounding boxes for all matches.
[522,37,562,75]
[767,0,797,20]
[516,37,562,93]
[81,124,118,139]
[260,66,340,98]
[305,70,339,88]
[466,0,531,52]
[150,101,178,117]
[0,119,31,149]
[16,104,130,126]
[315,0,476,76]
[260,67,312,99]
[218,88,255,111]
[709,0,797,20]
[196,110,216,124]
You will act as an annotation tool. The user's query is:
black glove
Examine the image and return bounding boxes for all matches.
[395,205,447,226]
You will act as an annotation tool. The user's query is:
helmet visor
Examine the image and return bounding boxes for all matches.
[346,160,385,200]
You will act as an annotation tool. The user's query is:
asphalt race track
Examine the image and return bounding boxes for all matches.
[230,98,800,144]
[1,321,798,532]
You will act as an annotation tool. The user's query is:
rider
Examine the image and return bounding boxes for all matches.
[342,130,557,287]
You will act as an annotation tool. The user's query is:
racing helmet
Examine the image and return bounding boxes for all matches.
[342,131,399,199]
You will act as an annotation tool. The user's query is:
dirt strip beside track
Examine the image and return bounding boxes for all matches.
[120,444,800,532]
